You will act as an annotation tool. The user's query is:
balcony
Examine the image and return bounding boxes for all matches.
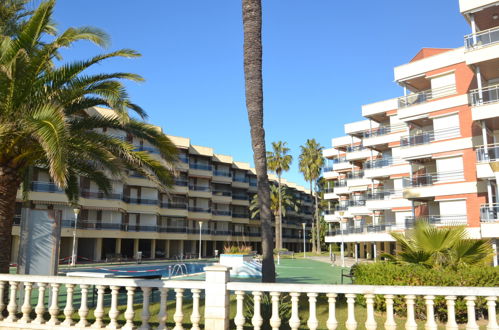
[331,157,351,171]
[403,170,464,188]
[476,144,499,178]
[363,123,407,147]
[464,27,499,65]
[160,202,188,210]
[212,170,232,184]
[212,210,232,216]
[366,190,410,210]
[403,170,473,199]
[469,84,499,121]
[134,145,160,154]
[346,171,371,190]
[322,166,339,180]
[397,85,456,109]
[333,180,349,195]
[479,204,499,238]
[188,207,211,213]
[345,146,373,161]
[364,158,410,179]
[232,176,249,189]
[77,221,123,231]
[30,181,63,193]
[232,193,249,201]
[80,190,122,200]
[405,215,468,227]
[325,223,406,243]
[348,199,370,215]
[398,127,464,160]
[189,163,213,178]
[122,197,158,205]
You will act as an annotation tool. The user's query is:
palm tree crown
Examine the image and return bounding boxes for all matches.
[383,220,493,269]
[0,0,178,273]
[267,141,292,177]
[249,184,299,220]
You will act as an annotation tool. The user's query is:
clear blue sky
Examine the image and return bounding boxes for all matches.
[49,0,469,188]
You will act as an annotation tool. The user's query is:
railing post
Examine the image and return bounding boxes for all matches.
[445,296,458,330]
[204,265,231,330]
[486,296,498,330]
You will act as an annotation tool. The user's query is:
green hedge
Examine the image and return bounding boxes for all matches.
[352,262,499,323]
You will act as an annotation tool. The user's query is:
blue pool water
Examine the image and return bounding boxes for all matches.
[62,262,213,278]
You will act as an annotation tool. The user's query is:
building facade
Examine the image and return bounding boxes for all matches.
[11,107,314,263]
[323,0,499,265]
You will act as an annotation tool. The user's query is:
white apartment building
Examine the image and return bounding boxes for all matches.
[323,0,499,265]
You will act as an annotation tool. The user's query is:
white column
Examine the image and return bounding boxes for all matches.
[270,292,281,330]
[150,239,156,260]
[354,243,358,263]
[204,265,231,329]
[486,296,498,330]
[94,238,103,262]
[364,294,377,330]
[33,283,46,324]
[190,289,201,330]
[92,285,106,328]
[492,239,498,267]
[384,295,397,330]
[140,287,151,330]
[424,295,437,330]
[307,292,319,330]
[405,295,418,330]
[77,284,90,327]
[251,291,263,330]
[445,296,458,330]
[326,293,338,330]
[62,284,75,326]
[345,293,357,330]
[47,283,60,325]
[173,288,184,330]
[133,238,139,259]
[288,292,301,330]
[107,286,120,329]
[373,243,377,261]
[20,282,33,323]
[123,287,135,330]
[234,291,245,330]
[6,281,18,322]
[465,296,479,330]
[477,67,484,102]
[157,288,168,330]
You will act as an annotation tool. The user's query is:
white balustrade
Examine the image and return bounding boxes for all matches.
[0,272,496,329]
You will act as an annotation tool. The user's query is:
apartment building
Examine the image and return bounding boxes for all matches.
[323,0,499,265]
[10,107,314,263]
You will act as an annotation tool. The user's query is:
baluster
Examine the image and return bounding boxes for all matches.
[405,295,417,330]
[384,294,397,330]
[345,293,357,330]
[123,286,136,330]
[108,286,121,329]
[269,292,281,330]
[364,294,376,330]
[251,291,263,330]
[157,288,169,330]
[47,283,61,325]
[465,296,479,330]
[190,288,201,330]
[77,284,90,327]
[20,282,33,323]
[61,284,76,326]
[486,296,498,330]
[424,295,437,330]
[288,292,300,330]
[92,285,106,328]
[139,287,151,330]
[234,291,245,330]
[173,288,184,330]
[307,293,319,330]
[33,283,46,324]
[445,296,458,330]
[0,281,5,321]
[326,293,337,330]
[6,281,19,322]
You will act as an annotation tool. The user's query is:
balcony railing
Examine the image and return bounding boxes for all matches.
[322,166,334,172]
[362,123,406,138]
[398,84,456,108]
[346,171,364,179]
[233,176,249,183]
[402,170,464,187]
[346,145,364,153]
[122,197,158,205]
[188,207,211,213]
[232,213,249,218]
[80,190,122,200]
[464,26,499,49]
[213,170,231,177]
[232,194,249,201]
[174,179,188,186]
[249,181,257,187]
[349,199,366,207]
[476,143,499,162]
[78,221,122,230]
[367,190,403,200]
[188,185,211,192]
[178,155,189,163]
[480,204,499,222]
[30,181,63,193]
[405,215,468,227]
[134,145,160,154]
[469,84,499,106]
[212,210,231,216]
[160,202,188,209]
[365,157,393,169]
[212,190,232,197]
[189,163,212,171]
[400,126,460,147]
[335,180,347,187]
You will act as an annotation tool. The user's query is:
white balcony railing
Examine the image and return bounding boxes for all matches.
[0,270,497,329]
[403,170,465,187]
[476,143,499,162]
[397,85,457,108]
[464,26,499,50]
[480,203,499,222]
[469,84,499,106]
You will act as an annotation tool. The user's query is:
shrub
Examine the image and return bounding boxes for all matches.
[352,262,499,323]
[223,244,252,254]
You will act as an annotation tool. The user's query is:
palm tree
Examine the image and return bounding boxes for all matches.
[299,139,324,254]
[0,0,178,273]
[242,0,275,282]
[249,184,299,227]
[382,220,493,269]
[267,141,292,250]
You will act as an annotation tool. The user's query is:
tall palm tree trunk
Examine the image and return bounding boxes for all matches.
[242,0,275,282]
[277,175,282,250]
[314,186,321,254]
[309,181,316,253]
[0,165,21,274]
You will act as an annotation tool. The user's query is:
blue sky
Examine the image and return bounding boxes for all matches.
[50,0,469,188]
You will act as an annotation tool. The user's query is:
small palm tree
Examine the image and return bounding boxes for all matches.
[0,0,178,273]
[382,220,493,269]
[249,184,299,223]
[299,139,324,253]
[267,141,292,250]
[242,0,275,282]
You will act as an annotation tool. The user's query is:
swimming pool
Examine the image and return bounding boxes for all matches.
[62,261,213,279]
